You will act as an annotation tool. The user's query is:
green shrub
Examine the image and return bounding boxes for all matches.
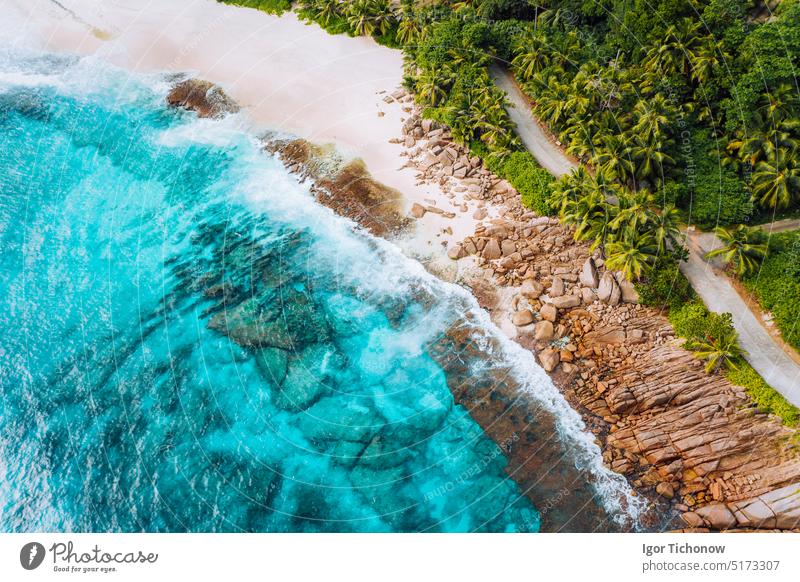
[668,300,735,344]
[635,256,694,310]
[727,363,799,426]
[495,151,555,215]
[743,230,800,351]
[667,299,799,425]
[680,131,753,228]
[688,167,753,228]
[218,0,293,14]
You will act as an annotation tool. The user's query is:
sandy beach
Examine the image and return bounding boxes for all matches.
[2,0,491,264]
[7,0,800,534]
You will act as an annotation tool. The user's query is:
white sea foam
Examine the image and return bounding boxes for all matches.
[16,49,645,529]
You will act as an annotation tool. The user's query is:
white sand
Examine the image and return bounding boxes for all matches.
[1,0,488,264]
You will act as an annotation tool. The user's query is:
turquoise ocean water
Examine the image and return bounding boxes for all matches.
[0,52,639,532]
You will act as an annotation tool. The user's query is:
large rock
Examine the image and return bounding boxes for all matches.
[608,280,622,306]
[501,239,516,257]
[540,304,558,322]
[512,309,535,326]
[729,483,800,529]
[166,78,240,118]
[549,276,565,297]
[534,320,554,341]
[520,279,544,299]
[410,202,427,218]
[615,273,640,303]
[254,347,289,385]
[209,292,328,350]
[580,287,596,304]
[580,258,599,288]
[597,271,618,303]
[538,348,560,372]
[548,295,580,309]
[447,244,466,260]
[656,482,675,499]
[584,325,626,345]
[694,503,737,530]
[482,239,502,260]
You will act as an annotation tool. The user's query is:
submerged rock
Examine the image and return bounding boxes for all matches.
[254,346,289,386]
[208,290,329,350]
[274,344,341,411]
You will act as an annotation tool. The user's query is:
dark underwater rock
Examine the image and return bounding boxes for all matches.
[254,346,289,386]
[273,344,342,411]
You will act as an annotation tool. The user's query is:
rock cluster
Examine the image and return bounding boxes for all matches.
[393,106,515,219]
[392,99,800,532]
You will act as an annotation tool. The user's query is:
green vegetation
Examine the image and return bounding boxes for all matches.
[216,0,799,421]
[551,169,685,281]
[668,299,798,425]
[742,229,800,352]
[705,224,768,276]
[481,149,554,215]
[634,256,694,310]
[218,0,293,14]
[727,363,799,426]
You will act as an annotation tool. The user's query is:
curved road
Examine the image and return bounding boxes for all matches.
[683,232,800,407]
[490,64,800,408]
[489,65,575,177]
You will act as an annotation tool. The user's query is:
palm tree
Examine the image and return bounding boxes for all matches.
[705,224,767,277]
[690,330,743,374]
[550,166,592,215]
[758,83,799,123]
[605,232,657,281]
[751,148,800,209]
[632,95,673,145]
[689,40,728,85]
[592,133,634,183]
[396,12,420,45]
[630,136,675,183]
[511,32,550,81]
[347,0,394,37]
[649,203,683,255]
[610,189,655,238]
[644,18,704,80]
[415,71,447,106]
[307,0,342,25]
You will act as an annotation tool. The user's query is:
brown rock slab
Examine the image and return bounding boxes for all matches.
[656,482,675,499]
[549,276,565,297]
[512,310,535,326]
[521,279,544,299]
[540,304,558,322]
[538,348,560,372]
[534,320,554,341]
[482,239,502,260]
[549,295,581,309]
[167,78,240,118]
[580,258,599,288]
[410,202,426,218]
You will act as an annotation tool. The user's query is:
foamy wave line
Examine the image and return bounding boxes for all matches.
[181,116,647,528]
[62,53,646,528]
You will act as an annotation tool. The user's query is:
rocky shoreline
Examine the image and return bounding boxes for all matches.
[168,79,800,532]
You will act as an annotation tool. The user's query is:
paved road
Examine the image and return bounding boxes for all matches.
[489,65,575,177]
[758,218,800,234]
[490,64,800,406]
[681,232,800,407]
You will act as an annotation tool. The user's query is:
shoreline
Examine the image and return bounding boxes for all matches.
[2,0,471,263]
[6,0,800,532]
